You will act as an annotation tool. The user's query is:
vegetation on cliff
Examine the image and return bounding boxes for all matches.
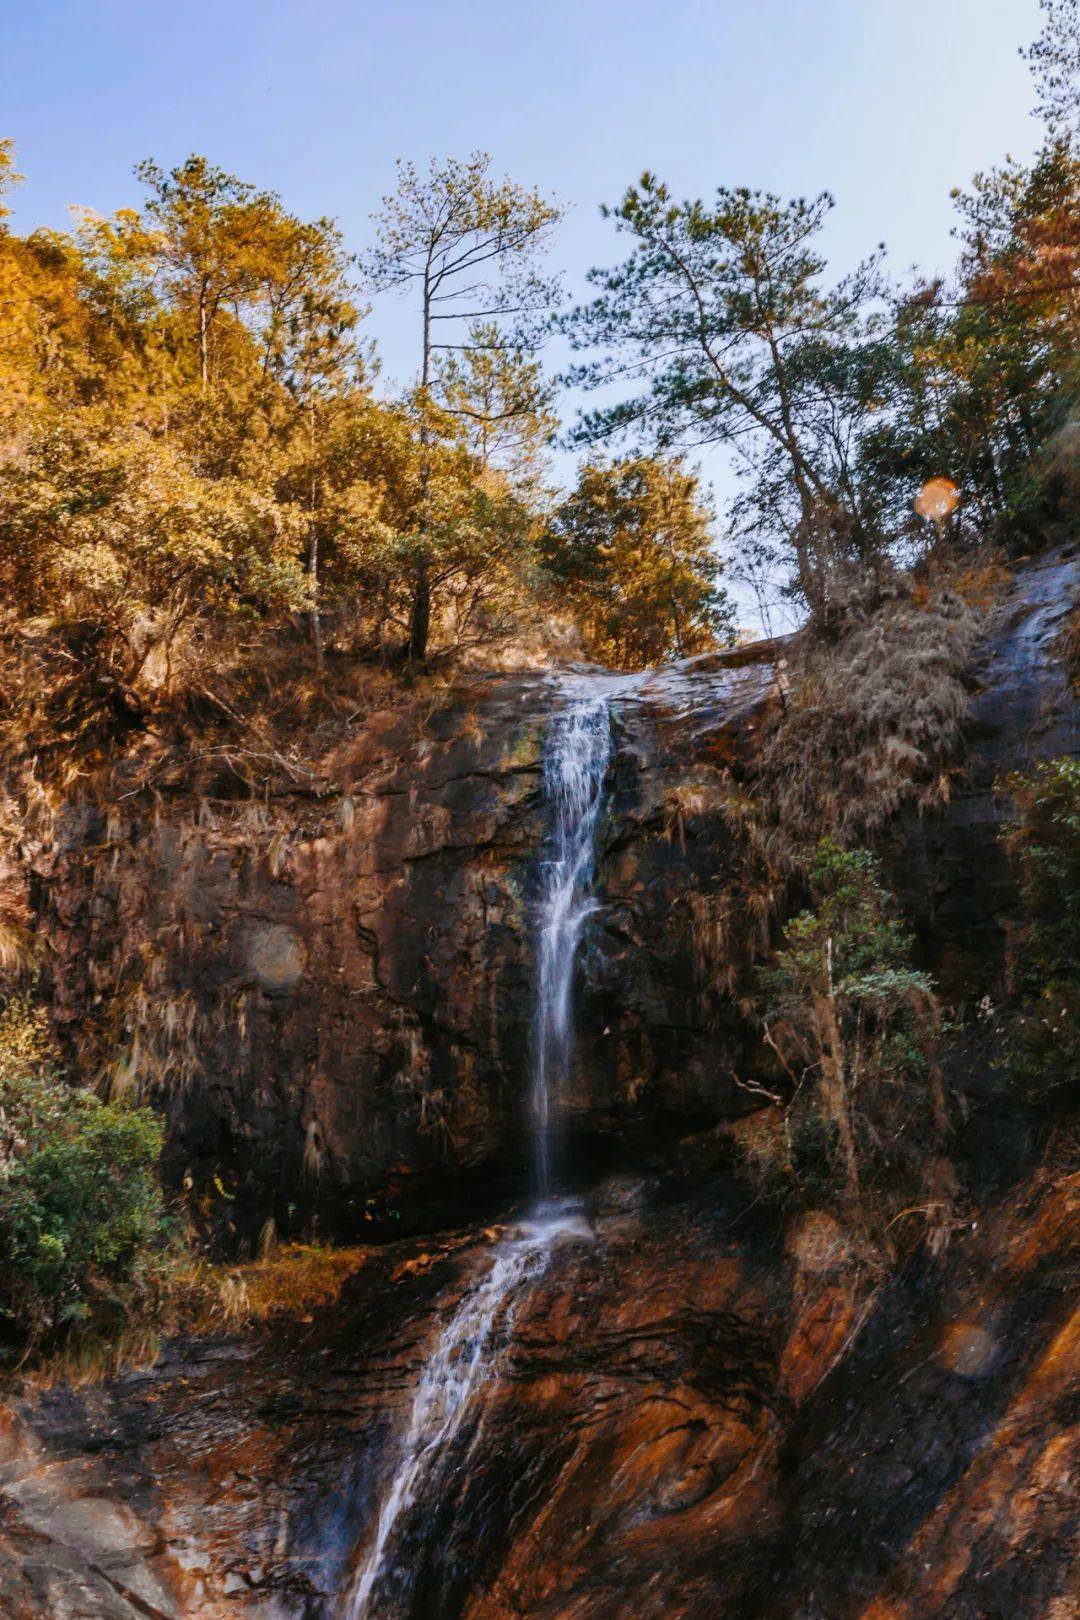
[751,840,948,1247]
[0,138,728,746]
[0,996,172,1357]
[541,454,732,666]
[1004,755,1080,1101]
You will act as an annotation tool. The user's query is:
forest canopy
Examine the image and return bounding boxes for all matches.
[0,0,1076,725]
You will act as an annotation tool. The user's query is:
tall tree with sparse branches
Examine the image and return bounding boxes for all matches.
[362,154,562,658]
[435,320,558,496]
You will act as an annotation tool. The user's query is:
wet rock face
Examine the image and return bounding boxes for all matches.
[573,647,783,1148]
[1,1157,1074,1619]
[33,675,556,1240]
[4,550,1079,1618]
[894,543,1080,1003]
[28,650,781,1243]
[22,550,1079,1239]
[246,923,306,994]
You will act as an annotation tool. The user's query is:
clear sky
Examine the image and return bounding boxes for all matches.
[1,0,1044,620]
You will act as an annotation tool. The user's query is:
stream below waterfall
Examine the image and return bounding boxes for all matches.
[344,683,613,1618]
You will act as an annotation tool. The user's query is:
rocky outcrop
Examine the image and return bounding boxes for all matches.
[2,547,1078,1619]
[23,648,782,1244]
[1,1148,1074,1618]
[15,548,1079,1243]
[30,674,559,1241]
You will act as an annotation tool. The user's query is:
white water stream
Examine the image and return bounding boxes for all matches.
[531,693,612,1198]
[343,684,612,1619]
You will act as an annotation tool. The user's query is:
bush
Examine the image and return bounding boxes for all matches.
[0,996,174,1351]
[1003,756,1080,1100]
[754,840,949,1245]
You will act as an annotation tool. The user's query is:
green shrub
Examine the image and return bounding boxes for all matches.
[754,840,949,1243]
[1003,756,1080,1100]
[0,996,174,1351]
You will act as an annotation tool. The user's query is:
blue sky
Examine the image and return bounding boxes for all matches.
[1,0,1044,620]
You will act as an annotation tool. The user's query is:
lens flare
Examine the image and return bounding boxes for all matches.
[915,477,960,522]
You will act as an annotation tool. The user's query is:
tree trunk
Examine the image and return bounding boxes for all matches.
[816,996,860,1209]
[309,525,324,672]
[409,555,431,661]
[669,570,685,656]
[308,403,323,672]
[815,938,860,1208]
[409,269,434,662]
[198,281,209,393]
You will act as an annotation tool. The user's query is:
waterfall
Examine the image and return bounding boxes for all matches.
[342,686,611,1619]
[344,1215,567,1618]
[532,694,612,1198]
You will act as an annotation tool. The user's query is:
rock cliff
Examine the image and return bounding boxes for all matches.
[1,1151,1075,1618]
[1,545,1077,1619]
[24,645,782,1243]
[24,548,1077,1241]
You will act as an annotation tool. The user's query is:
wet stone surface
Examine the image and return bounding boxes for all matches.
[1,1158,1076,1618]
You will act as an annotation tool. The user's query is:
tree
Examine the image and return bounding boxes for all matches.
[562,176,886,613]
[857,1,1078,548]
[131,155,280,393]
[435,320,557,496]
[0,995,172,1349]
[952,140,1078,412]
[119,156,362,408]
[363,154,562,657]
[0,141,557,720]
[270,394,415,660]
[1003,756,1080,1099]
[259,219,367,667]
[859,141,1079,544]
[0,416,306,708]
[0,146,155,436]
[543,455,733,668]
[0,137,22,219]
[759,840,947,1239]
[1022,0,1080,143]
[101,157,372,664]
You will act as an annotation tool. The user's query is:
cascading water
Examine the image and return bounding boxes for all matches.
[531,693,612,1199]
[344,1215,563,1618]
[342,685,611,1620]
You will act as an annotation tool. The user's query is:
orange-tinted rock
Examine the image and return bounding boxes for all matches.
[785,1209,852,1275]
[781,1283,859,1404]
[0,1161,1073,1618]
[1,552,1077,1618]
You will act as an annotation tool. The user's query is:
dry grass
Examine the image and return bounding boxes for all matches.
[0,612,476,1117]
[738,569,990,876]
[660,779,726,852]
[176,1241,371,1333]
[17,1241,371,1388]
[0,910,35,983]
[680,562,1002,1005]
[19,1321,168,1390]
